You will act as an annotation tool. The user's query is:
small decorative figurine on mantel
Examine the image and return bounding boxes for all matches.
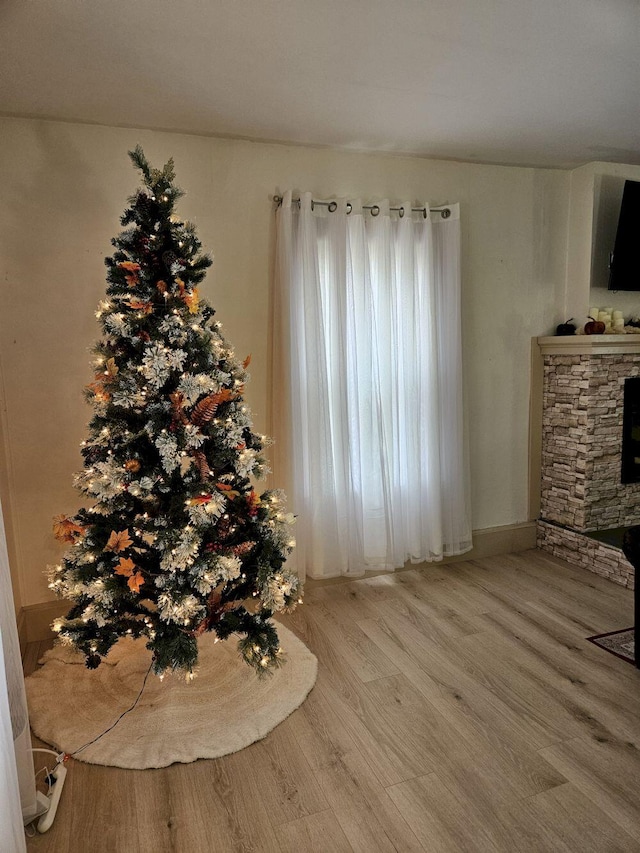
[555,318,576,336]
[584,316,606,335]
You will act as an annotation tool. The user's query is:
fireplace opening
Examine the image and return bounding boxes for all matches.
[621,376,640,484]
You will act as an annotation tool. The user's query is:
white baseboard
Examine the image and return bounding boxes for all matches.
[449,520,537,563]
[20,599,70,644]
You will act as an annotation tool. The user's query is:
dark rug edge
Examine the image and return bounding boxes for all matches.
[586,627,635,665]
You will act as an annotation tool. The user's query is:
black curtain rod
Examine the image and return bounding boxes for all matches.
[273,195,452,219]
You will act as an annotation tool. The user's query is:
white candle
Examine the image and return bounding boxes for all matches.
[613,310,624,321]
[589,306,600,321]
[598,311,608,323]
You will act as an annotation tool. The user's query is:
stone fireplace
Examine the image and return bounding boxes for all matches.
[536,334,640,589]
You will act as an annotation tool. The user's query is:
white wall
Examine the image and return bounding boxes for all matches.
[0,352,21,615]
[0,117,570,606]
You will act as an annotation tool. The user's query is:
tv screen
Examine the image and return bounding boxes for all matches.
[609,179,640,291]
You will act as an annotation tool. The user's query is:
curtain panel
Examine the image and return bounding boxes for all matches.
[1,493,31,851]
[273,191,471,579]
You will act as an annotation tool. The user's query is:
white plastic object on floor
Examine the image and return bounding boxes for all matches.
[23,790,49,825]
[36,764,67,833]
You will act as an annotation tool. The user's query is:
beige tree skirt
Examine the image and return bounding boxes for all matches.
[25,624,317,769]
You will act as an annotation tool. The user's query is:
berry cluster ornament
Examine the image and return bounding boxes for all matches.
[49,147,300,679]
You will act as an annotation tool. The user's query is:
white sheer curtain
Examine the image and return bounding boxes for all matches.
[273,191,471,579]
[1,494,31,852]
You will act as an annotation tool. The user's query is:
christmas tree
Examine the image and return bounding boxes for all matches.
[49,147,300,678]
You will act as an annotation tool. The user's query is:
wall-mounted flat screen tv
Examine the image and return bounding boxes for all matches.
[609,179,640,291]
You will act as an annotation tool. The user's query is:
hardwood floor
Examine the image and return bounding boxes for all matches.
[23,550,640,852]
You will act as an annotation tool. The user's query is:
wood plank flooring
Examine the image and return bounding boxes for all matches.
[23,550,640,852]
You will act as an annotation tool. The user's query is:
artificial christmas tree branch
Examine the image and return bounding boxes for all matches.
[49,146,300,679]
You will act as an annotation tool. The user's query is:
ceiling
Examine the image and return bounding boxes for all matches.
[0,0,638,169]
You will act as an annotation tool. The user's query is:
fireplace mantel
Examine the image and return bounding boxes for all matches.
[537,334,640,356]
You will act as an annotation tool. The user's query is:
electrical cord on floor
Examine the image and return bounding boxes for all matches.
[28,659,153,777]
[65,660,154,760]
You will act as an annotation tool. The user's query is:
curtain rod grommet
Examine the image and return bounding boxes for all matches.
[328,201,337,213]
[371,205,380,217]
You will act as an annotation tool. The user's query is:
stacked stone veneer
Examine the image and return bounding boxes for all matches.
[537,520,634,589]
[541,352,640,531]
[538,349,640,589]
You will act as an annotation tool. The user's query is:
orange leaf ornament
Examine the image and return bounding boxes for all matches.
[187,493,213,506]
[127,299,153,315]
[175,278,199,313]
[104,358,119,379]
[118,261,141,287]
[216,482,240,499]
[105,529,134,553]
[127,572,145,594]
[115,556,136,577]
[53,515,85,543]
[86,379,111,402]
[114,556,144,593]
[184,287,200,315]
